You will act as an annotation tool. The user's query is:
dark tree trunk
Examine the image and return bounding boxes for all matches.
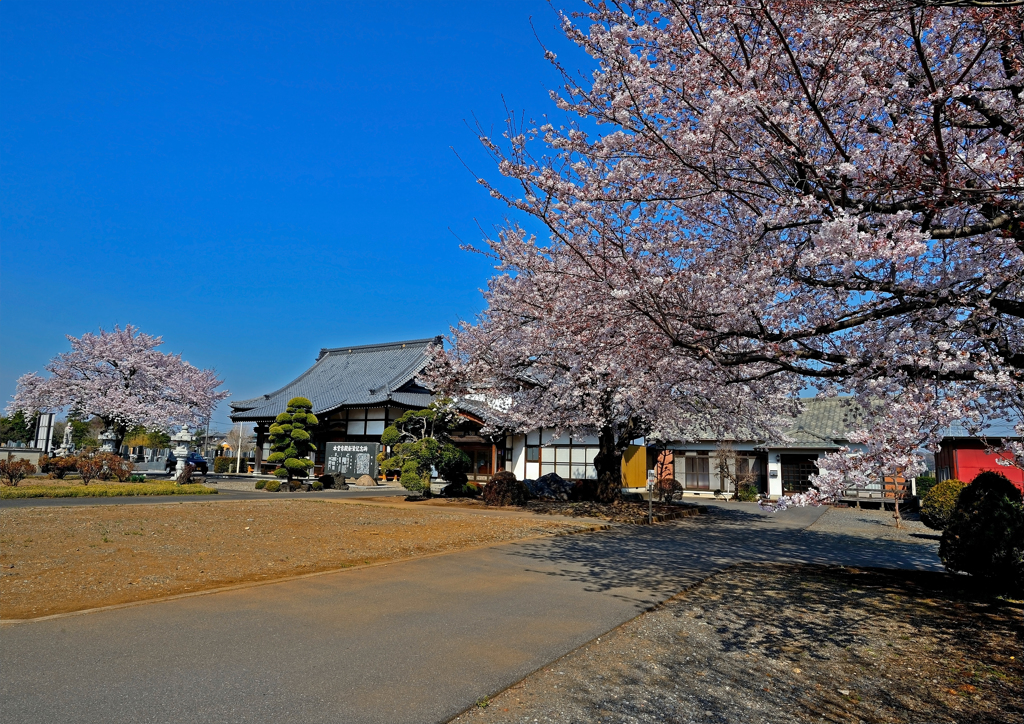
[592,424,622,504]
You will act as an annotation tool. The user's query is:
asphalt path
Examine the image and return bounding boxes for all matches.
[0,502,942,724]
[0,486,408,508]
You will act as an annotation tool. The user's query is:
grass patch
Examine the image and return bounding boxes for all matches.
[1,483,218,499]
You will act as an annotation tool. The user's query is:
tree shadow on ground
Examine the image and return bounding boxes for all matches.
[503,505,943,608]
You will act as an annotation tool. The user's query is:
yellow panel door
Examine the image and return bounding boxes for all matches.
[621,445,647,488]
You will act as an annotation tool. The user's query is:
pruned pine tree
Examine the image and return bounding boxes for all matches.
[267,397,318,486]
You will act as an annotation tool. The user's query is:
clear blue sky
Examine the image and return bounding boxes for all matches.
[1,1,583,432]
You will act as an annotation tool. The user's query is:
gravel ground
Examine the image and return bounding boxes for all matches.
[200,476,402,492]
[0,500,596,619]
[807,506,939,543]
[422,498,697,523]
[452,564,1023,724]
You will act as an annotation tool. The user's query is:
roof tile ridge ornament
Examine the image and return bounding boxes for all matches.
[317,337,440,357]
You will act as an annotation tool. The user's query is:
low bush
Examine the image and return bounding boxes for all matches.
[254,479,267,489]
[483,471,529,507]
[0,458,36,486]
[264,480,282,492]
[915,475,938,500]
[73,454,104,485]
[128,474,147,483]
[569,478,601,501]
[214,457,249,473]
[39,454,77,479]
[525,473,574,500]
[319,473,348,490]
[736,481,760,502]
[921,478,966,530]
[310,480,323,491]
[939,471,1024,592]
[656,476,682,503]
[441,479,479,497]
[1,483,217,499]
[99,453,135,482]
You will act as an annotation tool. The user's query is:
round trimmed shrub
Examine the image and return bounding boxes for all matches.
[264,480,281,492]
[483,471,529,507]
[920,478,965,530]
[272,467,289,478]
[254,480,267,489]
[291,429,310,441]
[275,413,291,423]
[267,452,286,464]
[311,480,323,491]
[400,460,426,493]
[939,471,1024,592]
[289,396,312,408]
[284,457,311,473]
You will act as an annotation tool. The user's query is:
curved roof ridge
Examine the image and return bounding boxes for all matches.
[318,336,441,359]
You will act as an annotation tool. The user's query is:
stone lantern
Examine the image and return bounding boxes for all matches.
[99,428,120,454]
[170,426,193,479]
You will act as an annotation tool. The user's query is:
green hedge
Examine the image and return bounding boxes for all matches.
[2,483,217,499]
[214,457,251,473]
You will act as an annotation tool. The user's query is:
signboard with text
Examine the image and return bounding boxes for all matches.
[325,441,379,479]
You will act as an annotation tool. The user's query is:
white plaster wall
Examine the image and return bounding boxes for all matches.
[767,454,783,498]
[508,434,526,480]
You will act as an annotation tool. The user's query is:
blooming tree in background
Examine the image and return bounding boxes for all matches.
[8,325,228,449]
[450,0,1023,506]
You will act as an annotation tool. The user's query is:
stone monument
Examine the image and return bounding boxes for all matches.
[99,428,119,454]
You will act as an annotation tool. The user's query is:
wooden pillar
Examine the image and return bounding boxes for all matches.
[491,443,497,477]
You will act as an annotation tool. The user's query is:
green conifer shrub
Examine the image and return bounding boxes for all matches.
[267,397,318,485]
[939,471,1024,592]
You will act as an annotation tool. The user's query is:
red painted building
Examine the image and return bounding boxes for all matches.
[935,437,1024,494]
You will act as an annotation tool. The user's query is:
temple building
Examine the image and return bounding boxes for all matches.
[229,338,508,482]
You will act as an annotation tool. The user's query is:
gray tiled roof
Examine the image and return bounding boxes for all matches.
[782,397,868,447]
[229,338,441,422]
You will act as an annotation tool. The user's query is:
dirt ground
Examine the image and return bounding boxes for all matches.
[0,499,595,620]
[452,564,1024,724]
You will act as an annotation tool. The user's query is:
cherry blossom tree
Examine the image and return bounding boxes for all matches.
[432,224,799,502]
[8,325,228,449]
[456,0,1023,506]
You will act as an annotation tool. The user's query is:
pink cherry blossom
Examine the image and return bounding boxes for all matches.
[8,325,228,446]
[446,0,1023,504]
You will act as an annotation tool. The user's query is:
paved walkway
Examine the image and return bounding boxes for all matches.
[0,502,940,724]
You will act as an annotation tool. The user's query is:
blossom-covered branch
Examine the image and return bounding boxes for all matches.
[8,325,228,447]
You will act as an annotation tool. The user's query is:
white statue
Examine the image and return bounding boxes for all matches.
[57,422,75,457]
